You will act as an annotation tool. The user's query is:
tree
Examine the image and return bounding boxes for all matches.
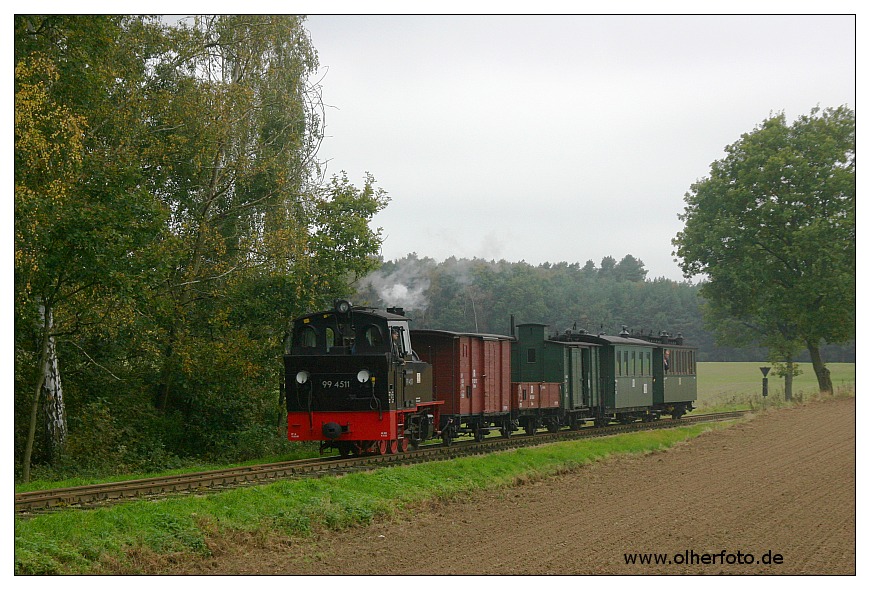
[580,259,597,278]
[598,256,617,278]
[614,254,648,282]
[673,106,855,393]
[142,15,324,419]
[15,16,167,481]
[135,17,391,455]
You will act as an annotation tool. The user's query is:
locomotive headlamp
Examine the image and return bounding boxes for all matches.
[356,369,371,383]
[334,299,352,314]
[295,370,310,385]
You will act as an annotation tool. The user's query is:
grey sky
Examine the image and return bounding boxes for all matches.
[306,14,854,281]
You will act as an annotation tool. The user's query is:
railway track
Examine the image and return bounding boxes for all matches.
[15,410,748,515]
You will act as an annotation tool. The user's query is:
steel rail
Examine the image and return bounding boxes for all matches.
[15,410,748,514]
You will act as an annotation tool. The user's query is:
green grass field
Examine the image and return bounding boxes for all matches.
[15,423,728,574]
[696,362,855,412]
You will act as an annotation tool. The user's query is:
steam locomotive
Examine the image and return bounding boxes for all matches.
[283,300,697,455]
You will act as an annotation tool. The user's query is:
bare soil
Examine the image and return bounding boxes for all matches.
[148,397,856,575]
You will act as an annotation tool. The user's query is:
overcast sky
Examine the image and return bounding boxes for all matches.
[302,13,855,281]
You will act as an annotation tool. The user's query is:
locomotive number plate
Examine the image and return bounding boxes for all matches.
[321,375,355,390]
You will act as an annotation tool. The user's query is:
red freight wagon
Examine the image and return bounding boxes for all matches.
[512,382,561,410]
[512,382,562,434]
[411,329,513,443]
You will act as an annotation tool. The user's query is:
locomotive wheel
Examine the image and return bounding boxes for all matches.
[376,440,388,455]
[389,439,399,454]
[399,438,409,453]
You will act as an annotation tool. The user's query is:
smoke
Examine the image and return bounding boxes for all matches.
[358,257,432,310]
[357,255,503,312]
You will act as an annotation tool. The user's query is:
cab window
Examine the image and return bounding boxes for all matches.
[298,325,317,348]
[363,325,383,347]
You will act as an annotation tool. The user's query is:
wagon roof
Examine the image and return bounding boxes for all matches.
[410,328,514,341]
[543,337,600,348]
[551,332,654,346]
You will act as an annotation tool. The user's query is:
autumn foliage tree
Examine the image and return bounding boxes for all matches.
[15,16,168,481]
[15,16,389,480]
[673,106,855,393]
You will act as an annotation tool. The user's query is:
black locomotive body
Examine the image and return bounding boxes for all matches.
[284,300,441,455]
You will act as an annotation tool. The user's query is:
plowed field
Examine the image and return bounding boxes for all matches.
[158,397,856,575]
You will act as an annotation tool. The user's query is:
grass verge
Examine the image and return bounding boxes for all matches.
[15,422,733,574]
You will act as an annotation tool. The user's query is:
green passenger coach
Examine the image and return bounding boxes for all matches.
[548,328,656,425]
[643,331,697,419]
[513,322,696,428]
[511,323,601,431]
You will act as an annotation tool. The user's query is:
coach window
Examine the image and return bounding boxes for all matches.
[616,350,621,375]
[325,327,335,352]
[624,351,630,376]
[631,351,636,376]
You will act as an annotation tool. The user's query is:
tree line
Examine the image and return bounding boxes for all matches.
[355,254,854,365]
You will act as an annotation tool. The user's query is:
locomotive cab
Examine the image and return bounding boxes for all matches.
[284,300,440,455]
